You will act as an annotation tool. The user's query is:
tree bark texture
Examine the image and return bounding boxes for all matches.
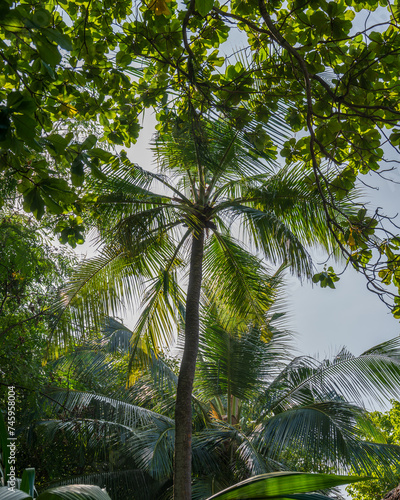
[173,229,205,500]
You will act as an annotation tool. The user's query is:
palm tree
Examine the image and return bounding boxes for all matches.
[34,317,400,499]
[52,116,357,500]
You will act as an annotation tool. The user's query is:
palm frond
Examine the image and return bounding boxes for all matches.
[124,420,175,481]
[128,265,186,362]
[42,390,173,428]
[266,339,400,414]
[91,150,191,204]
[254,402,400,476]
[50,224,186,353]
[47,470,166,500]
[196,314,291,403]
[205,471,368,500]
[227,203,314,278]
[203,232,278,322]
[152,119,277,193]
[195,423,274,480]
[50,247,135,351]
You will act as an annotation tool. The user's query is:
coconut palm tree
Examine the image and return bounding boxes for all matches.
[33,317,400,499]
[52,116,357,500]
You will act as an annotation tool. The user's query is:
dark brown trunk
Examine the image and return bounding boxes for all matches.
[384,484,400,500]
[173,228,205,500]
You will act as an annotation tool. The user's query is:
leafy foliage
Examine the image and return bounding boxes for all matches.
[0,484,112,500]
[1,0,400,306]
[347,401,400,500]
[0,214,75,399]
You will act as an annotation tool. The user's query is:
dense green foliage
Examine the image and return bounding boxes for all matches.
[0,215,75,390]
[347,401,400,500]
[0,216,79,490]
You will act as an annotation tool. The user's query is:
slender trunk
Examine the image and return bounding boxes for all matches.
[227,336,232,425]
[174,229,205,500]
[227,390,232,426]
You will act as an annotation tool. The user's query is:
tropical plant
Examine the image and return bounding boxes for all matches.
[0,412,113,500]
[51,116,359,499]
[24,316,400,499]
[204,471,367,500]
[0,214,76,455]
[193,316,400,491]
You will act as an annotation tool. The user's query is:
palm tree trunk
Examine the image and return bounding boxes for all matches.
[174,228,205,500]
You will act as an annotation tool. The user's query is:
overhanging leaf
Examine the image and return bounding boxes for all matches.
[195,0,213,17]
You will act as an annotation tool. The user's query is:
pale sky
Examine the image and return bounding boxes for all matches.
[86,110,400,366]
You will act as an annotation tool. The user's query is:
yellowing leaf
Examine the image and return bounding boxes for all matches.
[148,0,171,15]
[127,368,141,387]
[59,104,78,117]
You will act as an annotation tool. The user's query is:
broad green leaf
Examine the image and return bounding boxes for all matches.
[196,0,214,17]
[22,188,45,219]
[71,157,85,187]
[42,28,73,51]
[81,134,97,150]
[7,92,25,110]
[31,8,52,27]
[206,472,368,500]
[12,114,37,140]
[34,36,62,66]
[1,14,24,32]
[44,134,71,155]
[41,61,56,80]
[88,148,113,162]
[40,192,64,214]
[116,51,132,66]
[39,178,76,204]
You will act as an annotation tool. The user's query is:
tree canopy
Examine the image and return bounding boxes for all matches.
[2,0,400,308]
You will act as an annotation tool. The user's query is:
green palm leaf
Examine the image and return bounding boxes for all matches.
[197,314,291,402]
[43,390,173,428]
[254,402,400,474]
[266,338,400,414]
[205,471,367,500]
[228,204,314,278]
[37,485,111,500]
[203,232,278,321]
[0,489,32,500]
[48,470,165,500]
